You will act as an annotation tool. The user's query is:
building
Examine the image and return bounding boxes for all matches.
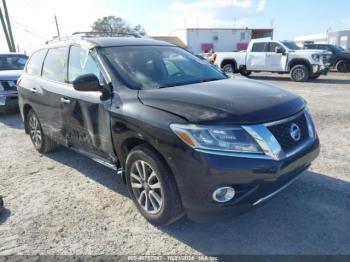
[150,36,186,48]
[328,30,350,50]
[295,33,327,46]
[295,30,350,50]
[181,28,273,54]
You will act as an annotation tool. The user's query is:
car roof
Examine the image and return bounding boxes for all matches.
[43,37,174,50]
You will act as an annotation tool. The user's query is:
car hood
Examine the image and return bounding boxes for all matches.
[294,49,332,56]
[138,78,305,125]
[0,70,22,80]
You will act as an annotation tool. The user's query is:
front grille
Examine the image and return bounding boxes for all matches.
[267,113,309,151]
[0,80,17,91]
[321,55,331,65]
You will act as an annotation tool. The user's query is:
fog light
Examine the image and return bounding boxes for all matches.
[212,186,235,203]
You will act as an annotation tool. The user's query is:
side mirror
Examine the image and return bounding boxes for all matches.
[72,74,101,92]
[275,46,284,54]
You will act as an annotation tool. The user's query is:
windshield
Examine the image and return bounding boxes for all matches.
[281,41,301,50]
[334,45,346,52]
[101,46,226,89]
[0,55,28,71]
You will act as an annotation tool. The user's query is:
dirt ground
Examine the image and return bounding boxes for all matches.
[0,72,350,256]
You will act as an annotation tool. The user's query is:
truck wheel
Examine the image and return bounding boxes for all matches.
[27,109,58,153]
[125,145,184,226]
[336,60,349,73]
[222,63,235,74]
[290,65,309,82]
[240,69,252,77]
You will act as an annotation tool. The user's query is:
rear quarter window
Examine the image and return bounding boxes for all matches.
[26,49,47,76]
[42,47,68,82]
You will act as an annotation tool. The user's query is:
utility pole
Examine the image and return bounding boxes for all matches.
[0,4,11,51]
[2,0,15,52]
[54,14,60,38]
[270,19,274,40]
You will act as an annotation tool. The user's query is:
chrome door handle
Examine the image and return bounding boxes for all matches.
[30,87,38,94]
[60,97,71,104]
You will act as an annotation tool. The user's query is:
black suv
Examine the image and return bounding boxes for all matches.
[17,37,320,225]
[304,44,350,72]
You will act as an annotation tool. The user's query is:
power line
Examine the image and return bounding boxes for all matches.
[11,22,46,40]
[10,18,46,39]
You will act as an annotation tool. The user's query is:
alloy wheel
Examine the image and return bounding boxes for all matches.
[28,113,42,148]
[223,64,233,74]
[337,61,348,73]
[130,160,163,214]
[292,68,305,81]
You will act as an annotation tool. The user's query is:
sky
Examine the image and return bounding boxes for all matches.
[1,0,350,54]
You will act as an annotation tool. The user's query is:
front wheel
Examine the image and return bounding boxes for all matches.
[336,60,349,73]
[125,145,184,226]
[290,65,309,82]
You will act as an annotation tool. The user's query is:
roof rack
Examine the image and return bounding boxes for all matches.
[72,31,141,38]
[45,31,141,44]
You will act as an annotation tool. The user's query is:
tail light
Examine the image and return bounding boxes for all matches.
[16,78,22,89]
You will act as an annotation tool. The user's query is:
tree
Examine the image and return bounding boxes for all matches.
[91,16,146,37]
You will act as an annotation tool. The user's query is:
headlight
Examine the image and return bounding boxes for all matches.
[305,107,316,140]
[170,124,263,154]
[311,54,320,62]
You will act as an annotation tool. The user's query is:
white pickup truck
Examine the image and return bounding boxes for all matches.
[215,39,332,82]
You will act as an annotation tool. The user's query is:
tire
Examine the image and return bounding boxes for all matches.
[240,69,252,77]
[125,145,184,226]
[222,63,235,74]
[335,60,349,73]
[27,109,58,153]
[290,65,309,82]
[0,196,3,214]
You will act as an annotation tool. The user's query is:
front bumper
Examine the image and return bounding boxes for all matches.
[0,94,18,112]
[169,138,319,223]
[312,64,331,76]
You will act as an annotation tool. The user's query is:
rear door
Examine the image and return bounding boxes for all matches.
[246,42,268,70]
[39,46,69,145]
[19,49,47,117]
[62,45,113,158]
[265,42,287,71]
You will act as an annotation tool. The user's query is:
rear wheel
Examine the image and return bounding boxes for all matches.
[290,65,309,82]
[336,60,349,73]
[125,145,184,226]
[27,109,58,153]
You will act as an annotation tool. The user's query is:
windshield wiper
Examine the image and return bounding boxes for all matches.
[157,78,223,88]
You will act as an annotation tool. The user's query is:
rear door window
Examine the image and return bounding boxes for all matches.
[68,45,102,83]
[26,49,47,76]
[251,42,268,52]
[42,47,68,82]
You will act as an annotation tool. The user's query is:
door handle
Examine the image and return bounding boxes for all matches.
[60,97,71,104]
[30,87,38,94]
